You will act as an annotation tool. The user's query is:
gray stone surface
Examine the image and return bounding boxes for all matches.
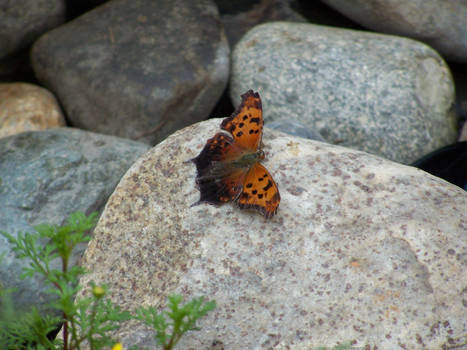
[267,119,326,141]
[31,0,229,145]
[216,0,306,47]
[460,121,467,142]
[230,22,458,164]
[0,0,65,60]
[77,119,466,349]
[321,0,467,63]
[0,128,150,312]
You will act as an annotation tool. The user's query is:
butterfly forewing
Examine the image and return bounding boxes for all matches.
[192,132,246,205]
[220,90,263,152]
[192,132,246,179]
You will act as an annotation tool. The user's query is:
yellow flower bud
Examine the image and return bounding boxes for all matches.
[112,343,123,350]
[92,285,105,298]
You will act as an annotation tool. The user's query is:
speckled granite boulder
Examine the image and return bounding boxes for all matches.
[76,119,466,349]
[0,82,66,138]
[31,0,229,145]
[0,128,150,313]
[321,0,467,63]
[230,22,458,164]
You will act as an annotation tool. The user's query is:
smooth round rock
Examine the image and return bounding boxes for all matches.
[321,0,467,63]
[31,0,229,145]
[0,128,150,313]
[76,119,466,349]
[230,22,457,164]
[0,82,66,138]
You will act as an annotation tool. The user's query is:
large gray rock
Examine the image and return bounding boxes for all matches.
[31,0,229,145]
[321,0,467,63]
[0,128,150,312]
[76,119,466,349]
[0,0,65,60]
[230,22,458,164]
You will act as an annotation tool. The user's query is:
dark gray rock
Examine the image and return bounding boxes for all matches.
[0,128,150,313]
[231,22,458,164]
[216,0,306,47]
[460,122,467,142]
[31,0,229,145]
[0,0,65,60]
[321,0,467,63]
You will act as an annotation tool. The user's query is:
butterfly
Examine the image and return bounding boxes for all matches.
[191,90,280,219]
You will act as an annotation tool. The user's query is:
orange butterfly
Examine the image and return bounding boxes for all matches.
[191,90,280,218]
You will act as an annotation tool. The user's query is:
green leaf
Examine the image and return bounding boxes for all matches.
[0,291,61,350]
[134,307,169,346]
[135,294,216,349]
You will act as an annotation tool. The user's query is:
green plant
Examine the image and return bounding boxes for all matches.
[1,212,215,350]
[134,295,216,350]
[0,288,61,349]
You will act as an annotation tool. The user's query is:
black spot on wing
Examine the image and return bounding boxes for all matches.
[250,117,261,125]
[263,180,273,192]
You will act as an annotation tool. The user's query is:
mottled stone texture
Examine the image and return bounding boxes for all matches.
[77,119,466,349]
[321,0,467,63]
[31,0,229,145]
[0,128,150,313]
[0,0,65,59]
[0,83,66,138]
[230,22,457,164]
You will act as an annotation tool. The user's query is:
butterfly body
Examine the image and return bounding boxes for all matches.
[231,149,265,168]
[191,90,280,219]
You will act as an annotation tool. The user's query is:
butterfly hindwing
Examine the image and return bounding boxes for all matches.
[194,167,246,206]
[236,163,280,219]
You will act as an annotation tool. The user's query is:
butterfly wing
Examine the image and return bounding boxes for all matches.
[195,167,246,206]
[220,90,263,152]
[236,163,280,219]
[191,90,279,217]
[192,132,247,205]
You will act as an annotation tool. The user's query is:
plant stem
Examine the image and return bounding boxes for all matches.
[89,298,99,350]
[62,249,69,350]
[64,314,69,350]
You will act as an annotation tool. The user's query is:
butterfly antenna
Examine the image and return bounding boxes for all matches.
[183,158,196,165]
[190,200,203,208]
